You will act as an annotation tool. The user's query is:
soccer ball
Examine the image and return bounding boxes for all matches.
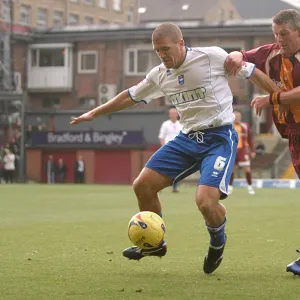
[128,211,166,249]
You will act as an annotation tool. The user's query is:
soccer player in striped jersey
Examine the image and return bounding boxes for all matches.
[226,9,300,276]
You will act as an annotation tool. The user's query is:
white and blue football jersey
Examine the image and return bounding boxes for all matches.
[128,46,255,134]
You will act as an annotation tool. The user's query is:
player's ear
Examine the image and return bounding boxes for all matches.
[179,39,185,49]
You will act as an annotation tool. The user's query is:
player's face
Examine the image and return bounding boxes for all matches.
[234,112,241,124]
[153,37,185,69]
[272,23,300,57]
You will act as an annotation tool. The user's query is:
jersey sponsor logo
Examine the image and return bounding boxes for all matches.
[169,87,207,105]
[178,74,184,85]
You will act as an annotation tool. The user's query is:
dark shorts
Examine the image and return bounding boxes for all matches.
[235,147,250,167]
[287,125,300,178]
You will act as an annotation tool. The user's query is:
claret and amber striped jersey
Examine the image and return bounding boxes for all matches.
[242,44,300,138]
[234,122,255,151]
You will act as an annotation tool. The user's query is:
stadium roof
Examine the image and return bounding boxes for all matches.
[41,18,272,33]
[33,19,273,43]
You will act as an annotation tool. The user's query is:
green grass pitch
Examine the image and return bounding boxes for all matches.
[0,185,300,300]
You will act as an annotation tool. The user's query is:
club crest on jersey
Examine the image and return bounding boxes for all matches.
[178,74,184,85]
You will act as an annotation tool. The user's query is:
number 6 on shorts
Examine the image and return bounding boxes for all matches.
[213,156,227,171]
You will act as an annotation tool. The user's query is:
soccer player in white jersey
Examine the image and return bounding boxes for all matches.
[158,107,183,192]
[71,23,279,274]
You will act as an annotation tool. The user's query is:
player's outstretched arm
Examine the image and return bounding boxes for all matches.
[276,86,300,105]
[70,90,136,125]
[249,69,292,117]
[251,86,300,115]
[249,69,283,116]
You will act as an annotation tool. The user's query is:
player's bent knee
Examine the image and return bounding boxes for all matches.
[196,198,214,216]
[195,186,221,215]
[196,192,214,211]
[132,177,148,194]
[133,176,157,197]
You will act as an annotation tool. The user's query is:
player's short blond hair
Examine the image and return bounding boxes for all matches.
[152,23,183,43]
[273,9,300,31]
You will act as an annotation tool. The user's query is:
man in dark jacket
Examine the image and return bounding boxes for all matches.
[57,158,67,183]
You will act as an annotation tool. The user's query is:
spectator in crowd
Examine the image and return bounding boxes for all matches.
[74,156,85,183]
[256,140,266,156]
[24,122,50,145]
[158,107,183,192]
[3,149,15,183]
[3,137,20,182]
[46,155,56,184]
[4,137,19,156]
[57,158,67,183]
[26,124,33,145]
[12,128,21,142]
[38,123,48,132]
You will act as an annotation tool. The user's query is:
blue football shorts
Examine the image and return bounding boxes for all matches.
[146,124,238,198]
